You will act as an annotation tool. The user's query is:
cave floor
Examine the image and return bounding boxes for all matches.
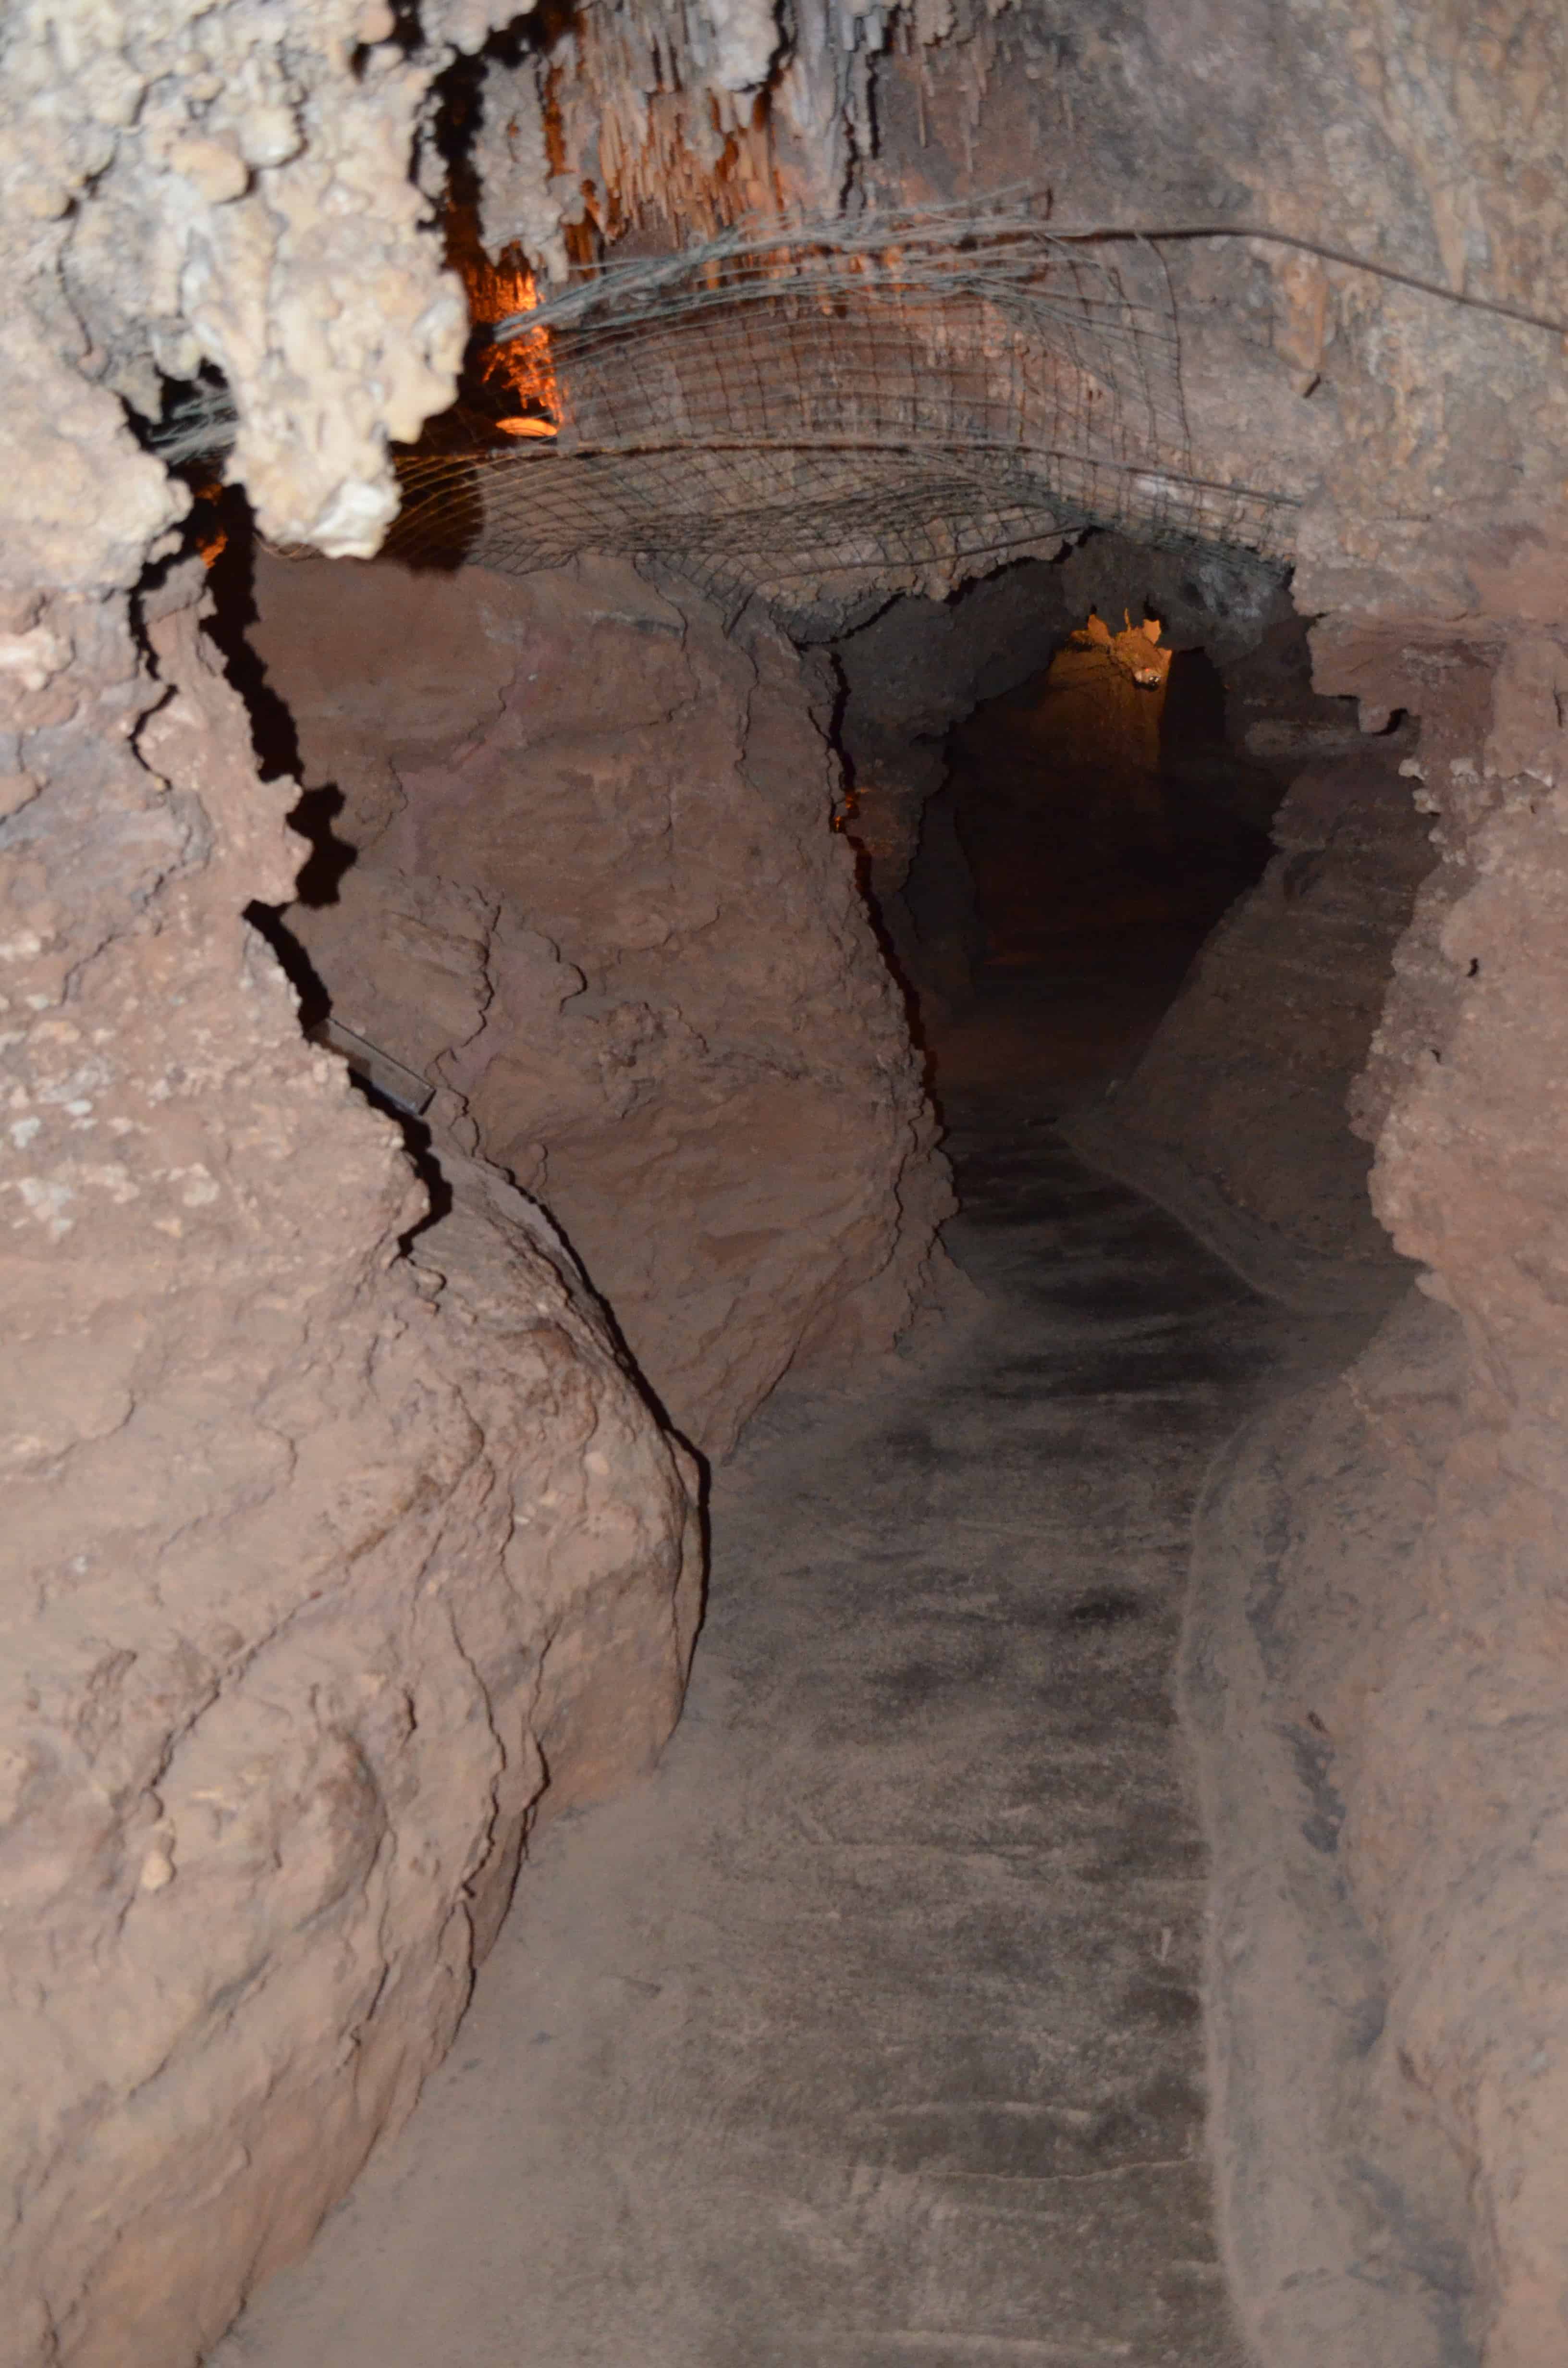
[211,989,1354,2368]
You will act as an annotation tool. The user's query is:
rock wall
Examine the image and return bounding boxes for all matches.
[1064,740,1435,1308]
[844,17,1568,2358]
[2,562,700,2368]
[865,0,1568,633]
[1163,617,1568,2368]
[248,545,952,1461]
[1305,617,1568,2368]
[9,3,1568,2366]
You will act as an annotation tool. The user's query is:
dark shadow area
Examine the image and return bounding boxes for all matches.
[285,787,359,907]
[894,620,1276,1134]
[844,820,942,1089]
[818,533,1329,1150]
[183,491,464,1252]
[241,898,331,1033]
[379,1103,455,1250]
[942,631,1271,1003]
[191,484,301,779]
[198,485,357,907]
[237,882,456,1250]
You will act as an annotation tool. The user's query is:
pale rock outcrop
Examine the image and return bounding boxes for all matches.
[0,0,509,574]
[250,546,954,1459]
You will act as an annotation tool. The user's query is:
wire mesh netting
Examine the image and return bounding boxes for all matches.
[159,194,1303,605]
[384,197,1300,606]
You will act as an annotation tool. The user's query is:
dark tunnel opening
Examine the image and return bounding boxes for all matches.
[922,632,1274,1119]
[823,550,1335,1143]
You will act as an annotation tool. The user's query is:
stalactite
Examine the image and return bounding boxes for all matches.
[475,0,1019,276]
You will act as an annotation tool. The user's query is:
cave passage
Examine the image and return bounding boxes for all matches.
[210,990,1327,2368]
[24,10,1568,2358]
[207,564,1360,2368]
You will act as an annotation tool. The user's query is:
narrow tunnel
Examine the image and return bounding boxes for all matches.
[11,14,1568,2368]
[184,478,1431,2368]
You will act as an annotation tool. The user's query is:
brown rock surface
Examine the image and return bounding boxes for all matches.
[10,0,1568,2362]
[1183,620,1568,2368]
[1312,621,1568,2368]
[865,0,1568,631]
[1,571,699,2368]
[249,547,953,1459]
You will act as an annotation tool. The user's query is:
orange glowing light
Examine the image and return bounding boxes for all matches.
[441,198,562,430]
[1071,610,1171,692]
[466,248,559,423]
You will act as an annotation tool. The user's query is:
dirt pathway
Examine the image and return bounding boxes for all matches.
[211,1094,1326,2368]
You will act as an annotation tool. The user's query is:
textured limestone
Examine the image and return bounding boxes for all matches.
[0,0,518,574]
[249,546,953,1460]
[867,0,1568,633]
[1307,621,1568,2368]
[1168,617,1568,2368]
[476,0,956,269]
